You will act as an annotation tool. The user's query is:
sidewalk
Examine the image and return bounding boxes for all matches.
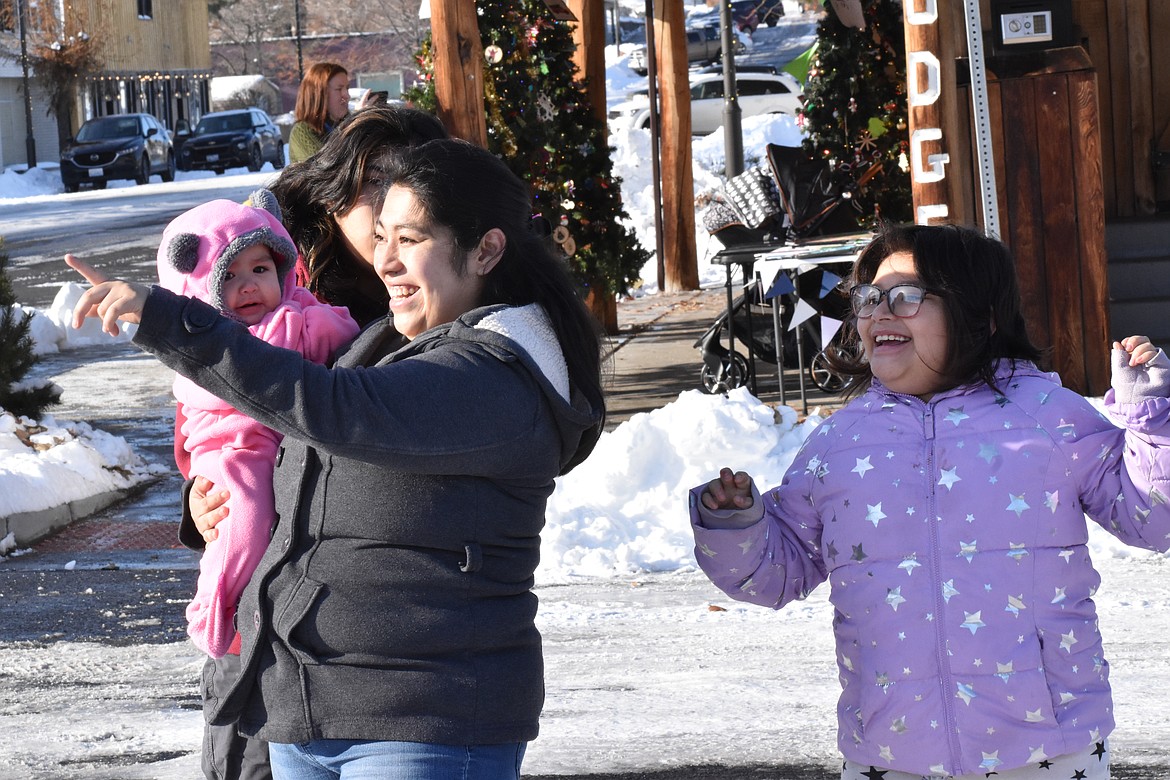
[607,286,844,429]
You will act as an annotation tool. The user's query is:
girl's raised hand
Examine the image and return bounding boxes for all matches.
[1114,335,1159,367]
[65,254,150,337]
[701,467,754,511]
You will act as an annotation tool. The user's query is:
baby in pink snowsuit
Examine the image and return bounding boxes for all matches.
[157,191,359,658]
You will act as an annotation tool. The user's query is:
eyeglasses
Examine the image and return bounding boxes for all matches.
[849,283,934,319]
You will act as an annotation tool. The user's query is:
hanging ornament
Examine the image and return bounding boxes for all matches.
[561,198,575,211]
[561,236,577,256]
[856,130,877,154]
[552,226,570,244]
[535,95,555,123]
[484,45,503,64]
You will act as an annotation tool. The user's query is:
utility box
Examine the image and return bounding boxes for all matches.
[991,0,1075,54]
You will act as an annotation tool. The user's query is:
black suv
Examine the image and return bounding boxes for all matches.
[177,109,285,174]
[60,113,176,192]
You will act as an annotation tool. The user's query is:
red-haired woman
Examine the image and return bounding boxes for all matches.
[288,62,350,164]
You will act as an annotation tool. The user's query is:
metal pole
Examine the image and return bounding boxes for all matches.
[719,0,742,178]
[17,0,37,168]
[962,0,999,237]
[294,0,305,80]
[644,0,665,290]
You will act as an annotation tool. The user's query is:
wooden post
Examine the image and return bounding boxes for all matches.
[655,0,699,291]
[901,0,966,227]
[430,0,487,147]
[568,0,619,334]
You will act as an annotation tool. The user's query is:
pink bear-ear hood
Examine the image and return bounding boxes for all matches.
[156,188,298,313]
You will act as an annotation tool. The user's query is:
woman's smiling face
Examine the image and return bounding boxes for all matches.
[372,185,486,340]
[857,251,950,401]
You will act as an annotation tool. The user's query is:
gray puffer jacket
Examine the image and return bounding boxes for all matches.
[135,286,603,745]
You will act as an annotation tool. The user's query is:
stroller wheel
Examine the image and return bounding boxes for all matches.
[700,351,751,394]
[808,350,850,393]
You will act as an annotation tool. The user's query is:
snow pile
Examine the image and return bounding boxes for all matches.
[24,282,136,356]
[542,387,823,580]
[0,165,61,196]
[0,408,157,518]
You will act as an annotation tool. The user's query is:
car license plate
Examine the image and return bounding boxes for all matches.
[207,154,219,162]
[88,168,103,178]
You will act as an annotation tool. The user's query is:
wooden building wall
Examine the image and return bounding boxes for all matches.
[89,0,210,72]
[1071,0,1168,218]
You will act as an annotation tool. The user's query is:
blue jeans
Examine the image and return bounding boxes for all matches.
[267,740,526,780]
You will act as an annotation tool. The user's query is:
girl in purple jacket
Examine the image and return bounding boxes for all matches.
[692,223,1170,780]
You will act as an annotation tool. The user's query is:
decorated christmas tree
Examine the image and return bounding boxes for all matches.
[0,239,60,420]
[407,1,648,305]
[799,0,913,225]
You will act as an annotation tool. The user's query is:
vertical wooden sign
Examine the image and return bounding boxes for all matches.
[901,0,962,225]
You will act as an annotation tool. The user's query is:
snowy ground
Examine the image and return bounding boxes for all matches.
[4,4,1170,777]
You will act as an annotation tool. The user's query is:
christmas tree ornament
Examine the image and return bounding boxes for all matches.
[484,45,504,64]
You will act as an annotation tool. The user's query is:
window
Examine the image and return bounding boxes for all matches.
[693,81,724,101]
[137,0,152,19]
[739,79,789,97]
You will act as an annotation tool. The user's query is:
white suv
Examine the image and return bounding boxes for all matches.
[609,71,802,136]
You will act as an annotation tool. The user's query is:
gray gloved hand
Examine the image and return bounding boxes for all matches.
[1112,346,1170,404]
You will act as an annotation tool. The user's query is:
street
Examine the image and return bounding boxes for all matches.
[0,172,274,307]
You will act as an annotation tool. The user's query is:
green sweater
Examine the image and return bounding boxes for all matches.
[288,121,325,164]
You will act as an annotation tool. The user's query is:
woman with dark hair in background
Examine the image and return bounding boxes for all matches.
[272,104,448,326]
[71,138,606,780]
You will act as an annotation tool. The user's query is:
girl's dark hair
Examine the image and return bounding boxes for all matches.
[830,222,1044,394]
[270,106,447,325]
[381,138,606,452]
[294,62,347,135]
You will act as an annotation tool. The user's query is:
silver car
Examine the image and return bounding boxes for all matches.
[609,71,803,135]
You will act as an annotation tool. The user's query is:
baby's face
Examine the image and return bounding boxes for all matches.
[223,244,281,325]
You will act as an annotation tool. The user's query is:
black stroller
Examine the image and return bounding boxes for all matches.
[694,266,852,394]
[695,144,876,395]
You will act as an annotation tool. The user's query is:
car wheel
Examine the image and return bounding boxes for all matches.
[93,180,107,190]
[64,181,79,193]
[134,154,150,185]
[273,142,286,169]
[213,168,225,176]
[247,145,263,172]
[161,152,176,182]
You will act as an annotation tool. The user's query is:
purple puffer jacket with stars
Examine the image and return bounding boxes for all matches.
[690,356,1170,777]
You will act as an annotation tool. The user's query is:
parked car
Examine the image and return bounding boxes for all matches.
[176,108,285,174]
[60,113,175,192]
[628,25,744,74]
[608,71,803,135]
